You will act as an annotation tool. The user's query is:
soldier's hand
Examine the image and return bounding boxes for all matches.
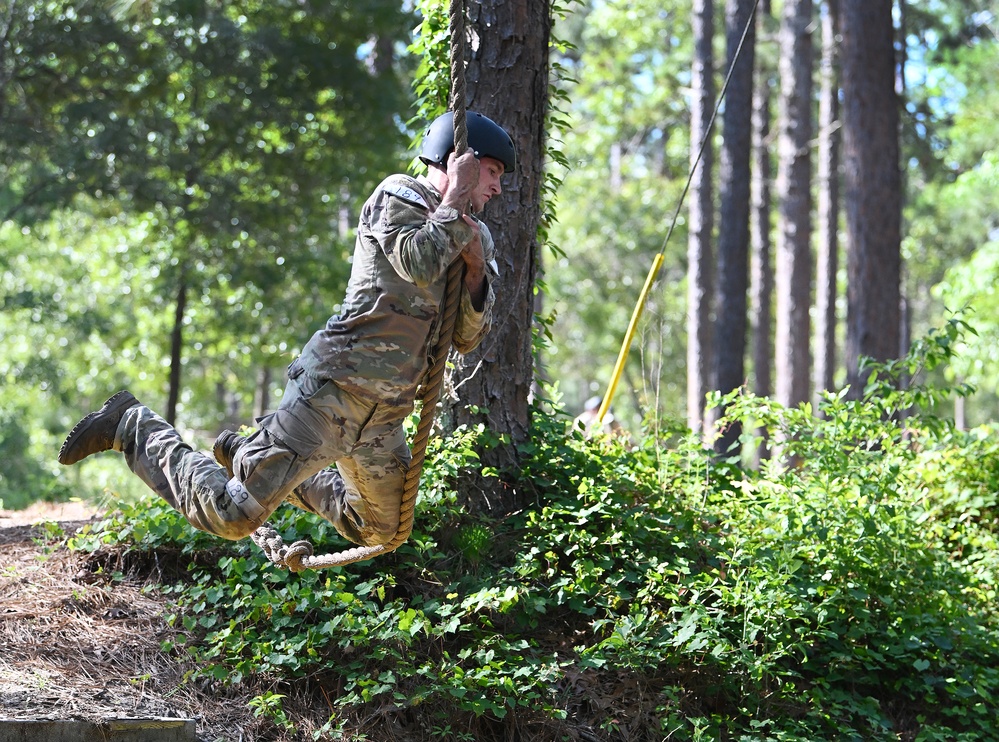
[459,216,485,270]
[444,151,479,211]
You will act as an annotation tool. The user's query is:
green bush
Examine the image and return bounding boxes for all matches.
[0,405,74,509]
[69,321,999,741]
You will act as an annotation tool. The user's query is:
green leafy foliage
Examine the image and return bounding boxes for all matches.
[68,323,999,740]
[901,15,999,421]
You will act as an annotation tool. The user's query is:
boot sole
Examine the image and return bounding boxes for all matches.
[58,391,139,465]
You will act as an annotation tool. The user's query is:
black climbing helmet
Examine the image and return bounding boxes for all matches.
[419,111,517,174]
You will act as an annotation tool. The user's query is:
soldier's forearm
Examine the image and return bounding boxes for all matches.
[464,267,487,311]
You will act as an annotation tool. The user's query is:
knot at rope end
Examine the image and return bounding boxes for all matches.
[251,525,314,573]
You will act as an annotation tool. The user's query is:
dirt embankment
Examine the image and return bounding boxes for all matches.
[0,506,257,741]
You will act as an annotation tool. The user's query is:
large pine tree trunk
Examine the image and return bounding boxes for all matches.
[841,0,901,396]
[446,0,550,513]
[686,0,715,435]
[813,0,840,406]
[774,0,813,410]
[710,0,756,455]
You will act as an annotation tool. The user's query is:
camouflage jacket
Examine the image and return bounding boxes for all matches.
[296,174,497,406]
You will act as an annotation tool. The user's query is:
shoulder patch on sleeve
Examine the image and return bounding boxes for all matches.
[382,179,429,209]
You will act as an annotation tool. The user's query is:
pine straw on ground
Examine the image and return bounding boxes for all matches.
[0,518,258,741]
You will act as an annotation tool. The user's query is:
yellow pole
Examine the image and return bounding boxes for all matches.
[596,252,665,424]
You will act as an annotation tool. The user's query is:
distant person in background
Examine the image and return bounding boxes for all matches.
[573,395,625,439]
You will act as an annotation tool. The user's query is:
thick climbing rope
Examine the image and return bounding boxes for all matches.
[250,0,471,572]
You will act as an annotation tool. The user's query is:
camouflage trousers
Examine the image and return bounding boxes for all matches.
[114,369,412,546]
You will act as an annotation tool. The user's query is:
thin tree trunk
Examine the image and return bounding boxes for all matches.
[749,0,774,466]
[610,141,623,194]
[0,2,13,123]
[896,0,911,406]
[166,270,187,426]
[813,0,840,408]
[711,0,757,456]
[255,366,272,420]
[687,0,715,435]
[774,0,813,412]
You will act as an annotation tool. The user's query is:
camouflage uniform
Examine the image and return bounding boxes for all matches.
[115,174,497,545]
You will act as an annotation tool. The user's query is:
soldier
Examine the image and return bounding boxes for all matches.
[572,396,625,439]
[58,111,516,547]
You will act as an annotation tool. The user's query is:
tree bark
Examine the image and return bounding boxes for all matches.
[254,366,272,421]
[446,0,550,513]
[166,270,187,426]
[841,0,901,396]
[774,0,813,411]
[686,0,715,435]
[710,0,756,455]
[813,0,840,407]
[749,0,773,466]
